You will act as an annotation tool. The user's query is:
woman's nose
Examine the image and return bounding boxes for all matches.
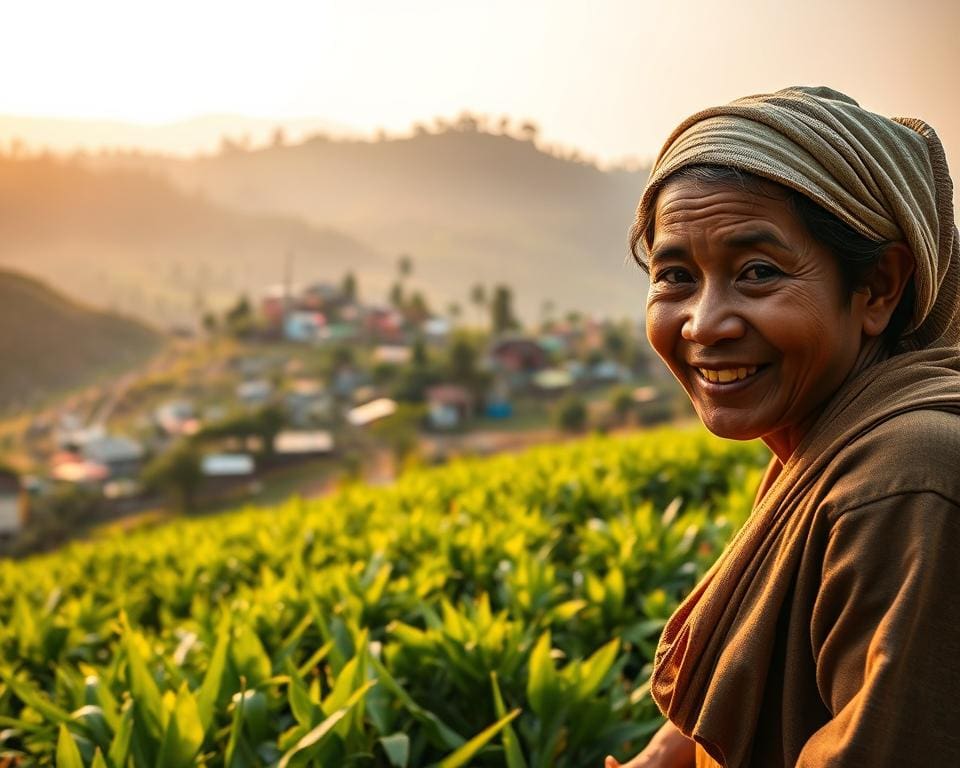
[681,288,746,345]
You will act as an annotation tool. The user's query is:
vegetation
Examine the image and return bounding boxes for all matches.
[0,269,162,413]
[141,441,203,512]
[555,396,588,433]
[0,428,769,765]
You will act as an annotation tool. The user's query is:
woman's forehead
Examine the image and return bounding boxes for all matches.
[652,177,797,242]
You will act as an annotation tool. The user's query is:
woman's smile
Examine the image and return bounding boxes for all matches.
[693,364,760,384]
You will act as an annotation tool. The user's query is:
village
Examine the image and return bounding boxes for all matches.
[0,269,682,556]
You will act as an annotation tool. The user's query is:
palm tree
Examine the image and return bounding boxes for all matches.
[470,284,487,329]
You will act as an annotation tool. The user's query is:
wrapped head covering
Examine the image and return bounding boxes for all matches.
[633,86,960,350]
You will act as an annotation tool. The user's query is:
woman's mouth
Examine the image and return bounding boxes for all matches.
[696,365,759,384]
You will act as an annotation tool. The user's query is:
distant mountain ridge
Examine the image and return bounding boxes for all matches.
[0,125,650,326]
[0,114,351,157]
[89,127,653,322]
[155,130,646,320]
[0,269,163,412]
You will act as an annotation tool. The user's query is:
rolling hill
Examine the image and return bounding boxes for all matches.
[0,155,386,324]
[88,126,652,323]
[0,269,166,411]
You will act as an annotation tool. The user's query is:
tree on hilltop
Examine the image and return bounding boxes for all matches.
[142,442,203,512]
[470,283,487,329]
[491,284,520,336]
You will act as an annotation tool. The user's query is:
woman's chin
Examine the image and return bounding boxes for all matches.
[694,406,766,442]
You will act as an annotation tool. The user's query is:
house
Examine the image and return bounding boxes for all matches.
[236,379,273,405]
[333,367,371,399]
[81,435,145,479]
[487,337,549,373]
[202,453,255,477]
[371,345,413,366]
[363,306,406,342]
[532,368,575,393]
[426,385,473,430]
[347,398,397,427]
[319,322,360,344]
[49,452,110,485]
[284,310,325,342]
[284,379,332,426]
[486,336,549,391]
[274,430,335,456]
[590,360,630,383]
[55,421,106,452]
[301,282,344,312]
[155,400,200,436]
[0,469,25,537]
[422,317,451,344]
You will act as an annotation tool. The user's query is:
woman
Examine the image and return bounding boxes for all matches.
[605,87,960,767]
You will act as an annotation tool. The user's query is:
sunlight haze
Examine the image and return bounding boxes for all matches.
[3,0,958,164]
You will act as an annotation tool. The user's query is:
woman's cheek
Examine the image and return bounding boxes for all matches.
[645,299,680,366]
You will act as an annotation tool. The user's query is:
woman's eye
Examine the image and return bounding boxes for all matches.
[654,267,694,284]
[740,263,782,281]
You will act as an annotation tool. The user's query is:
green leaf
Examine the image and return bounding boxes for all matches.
[549,599,587,622]
[230,622,272,688]
[575,639,620,700]
[223,680,247,768]
[526,632,559,719]
[277,680,375,768]
[155,683,205,768]
[122,616,165,742]
[379,733,410,768]
[491,672,527,768]
[56,724,84,768]
[91,748,109,768]
[296,639,334,678]
[436,708,521,768]
[108,701,135,768]
[196,611,231,733]
[369,654,465,750]
[284,658,320,729]
[3,673,72,726]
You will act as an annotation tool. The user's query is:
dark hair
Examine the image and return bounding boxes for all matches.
[629,164,915,351]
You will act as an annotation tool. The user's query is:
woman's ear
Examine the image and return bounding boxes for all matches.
[861,242,915,337]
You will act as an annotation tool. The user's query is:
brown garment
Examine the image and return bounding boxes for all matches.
[651,346,960,767]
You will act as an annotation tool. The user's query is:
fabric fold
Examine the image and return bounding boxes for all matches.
[649,346,960,767]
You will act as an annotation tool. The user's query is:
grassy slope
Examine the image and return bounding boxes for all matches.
[0,269,163,411]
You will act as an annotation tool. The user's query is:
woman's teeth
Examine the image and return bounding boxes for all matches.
[698,366,758,383]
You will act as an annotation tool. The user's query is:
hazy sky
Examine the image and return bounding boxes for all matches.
[4,0,959,164]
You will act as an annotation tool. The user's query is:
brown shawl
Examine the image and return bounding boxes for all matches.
[652,347,960,766]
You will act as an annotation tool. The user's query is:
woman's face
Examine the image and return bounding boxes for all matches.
[645,177,869,460]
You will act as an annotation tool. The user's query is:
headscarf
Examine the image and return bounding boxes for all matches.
[632,86,960,351]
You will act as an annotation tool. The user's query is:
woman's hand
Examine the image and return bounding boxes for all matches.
[604,720,696,768]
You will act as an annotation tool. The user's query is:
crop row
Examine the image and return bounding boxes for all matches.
[0,427,769,766]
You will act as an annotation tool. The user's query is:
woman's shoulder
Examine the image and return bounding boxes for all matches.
[822,407,960,517]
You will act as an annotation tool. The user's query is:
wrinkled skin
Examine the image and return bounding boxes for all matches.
[644,177,899,463]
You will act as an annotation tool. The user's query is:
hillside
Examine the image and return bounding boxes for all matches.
[0,429,769,765]
[91,128,652,322]
[0,269,163,411]
[0,155,386,324]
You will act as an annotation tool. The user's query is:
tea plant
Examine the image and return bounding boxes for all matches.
[0,427,768,766]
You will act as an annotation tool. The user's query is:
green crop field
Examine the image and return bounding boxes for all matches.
[0,427,769,767]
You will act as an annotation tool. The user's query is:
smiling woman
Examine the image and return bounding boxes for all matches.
[605,87,960,768]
